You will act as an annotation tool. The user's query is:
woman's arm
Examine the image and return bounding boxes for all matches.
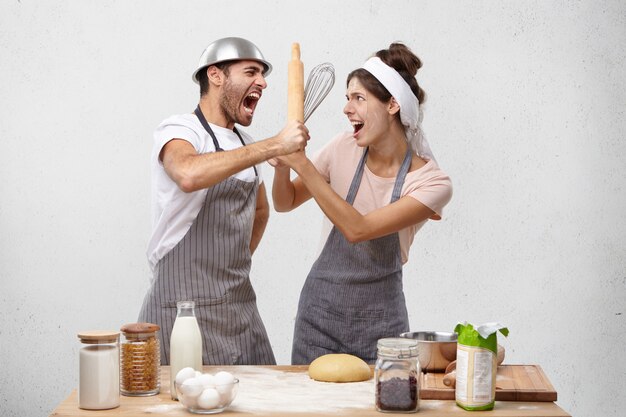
[271,155,313,212]
[280,153,436,243]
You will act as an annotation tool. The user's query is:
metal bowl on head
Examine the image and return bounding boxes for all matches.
[400,331,457,372]
[192,37,272,83]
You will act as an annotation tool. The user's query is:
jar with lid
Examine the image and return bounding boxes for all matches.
[77,330,120,410]
[375,337,420,413]
[120,322,161,396]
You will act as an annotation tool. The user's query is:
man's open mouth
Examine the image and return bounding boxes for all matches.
[244,92,261,114]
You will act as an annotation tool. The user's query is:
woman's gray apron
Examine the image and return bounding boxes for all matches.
[292,147,413,364]
[138,106,275,366]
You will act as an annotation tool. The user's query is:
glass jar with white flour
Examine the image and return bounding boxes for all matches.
[77,330,120,410]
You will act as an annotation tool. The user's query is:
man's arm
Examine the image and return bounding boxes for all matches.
[162,121,309,193]
[250,182,269,255]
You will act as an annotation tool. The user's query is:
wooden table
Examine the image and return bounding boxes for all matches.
[50,365,571,417]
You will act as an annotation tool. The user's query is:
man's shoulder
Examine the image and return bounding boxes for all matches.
[157,113,199,131]
[153,113,203,148]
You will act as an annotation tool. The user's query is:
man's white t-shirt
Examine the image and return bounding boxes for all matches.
[146,113,263,271]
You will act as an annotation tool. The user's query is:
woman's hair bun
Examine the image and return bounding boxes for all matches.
[375,42,425,104]
[377,42,422,77]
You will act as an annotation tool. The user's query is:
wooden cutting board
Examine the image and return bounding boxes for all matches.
[420,365,557,402]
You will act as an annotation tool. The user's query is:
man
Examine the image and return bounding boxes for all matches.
[139,37,309,365]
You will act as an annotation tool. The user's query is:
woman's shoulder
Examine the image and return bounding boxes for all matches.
[403,159,453,219]
[408,159,451,184]
[404,159,453,197]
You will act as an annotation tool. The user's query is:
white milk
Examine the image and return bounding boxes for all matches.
[170,315,202,399]
[79,345,120,409]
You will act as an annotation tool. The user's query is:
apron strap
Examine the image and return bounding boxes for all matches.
[194,106,258,177]
[345,148,369,205]
[234,127,258,177]
[194,105,224,152]
[345,147,413,205]
[390,148,413,203]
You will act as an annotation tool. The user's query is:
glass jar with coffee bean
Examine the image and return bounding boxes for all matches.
[375,337,420,413]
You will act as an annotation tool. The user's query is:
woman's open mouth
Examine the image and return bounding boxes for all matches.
[243,92,261,115]
[351,120,364,135]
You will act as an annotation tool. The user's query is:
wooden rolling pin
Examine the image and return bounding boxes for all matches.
[287,42,304,122]
[443,361,456,387]
[442,344,506,388]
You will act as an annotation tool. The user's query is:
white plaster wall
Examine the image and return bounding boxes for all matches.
[1,1,624,416]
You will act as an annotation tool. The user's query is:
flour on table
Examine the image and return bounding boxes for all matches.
[229,367,374,413]
[144,404,183,413]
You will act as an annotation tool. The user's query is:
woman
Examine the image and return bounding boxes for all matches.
[272,43,452,364]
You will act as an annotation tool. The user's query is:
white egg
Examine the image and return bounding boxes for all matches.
[197,388,220,410]
[179,377,204,398]
[213,371,235,386]
[213,371,236,401]
[220,387,237,405]
[175,367,197,386]
[195,371,202,378]
[181,392,198,409]
[197,373,216,389]
[215,382,232,398]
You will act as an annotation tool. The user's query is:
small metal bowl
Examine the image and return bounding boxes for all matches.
[400,331,457,372]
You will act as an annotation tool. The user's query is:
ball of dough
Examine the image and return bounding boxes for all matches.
[308,353,372,382]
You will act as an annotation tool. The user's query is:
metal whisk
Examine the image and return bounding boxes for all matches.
[303,62,335,123]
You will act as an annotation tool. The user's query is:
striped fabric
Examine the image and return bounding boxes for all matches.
[291,148,413,365]
[139,176,276,365]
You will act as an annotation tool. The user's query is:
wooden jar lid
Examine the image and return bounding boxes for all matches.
[77,330,119,344]
[120,322,160,334]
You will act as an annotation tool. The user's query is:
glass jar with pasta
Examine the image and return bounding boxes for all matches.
[120,322,161,396]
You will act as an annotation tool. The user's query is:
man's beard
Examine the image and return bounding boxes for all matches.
[220,78,250,127]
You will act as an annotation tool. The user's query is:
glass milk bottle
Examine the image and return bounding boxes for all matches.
[77,331,120,410]
[170,300,203,400]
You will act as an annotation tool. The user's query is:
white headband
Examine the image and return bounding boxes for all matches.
[361,57,435,162]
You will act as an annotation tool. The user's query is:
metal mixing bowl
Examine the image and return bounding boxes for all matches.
[192,37,272,83]
[400,331,457,372]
